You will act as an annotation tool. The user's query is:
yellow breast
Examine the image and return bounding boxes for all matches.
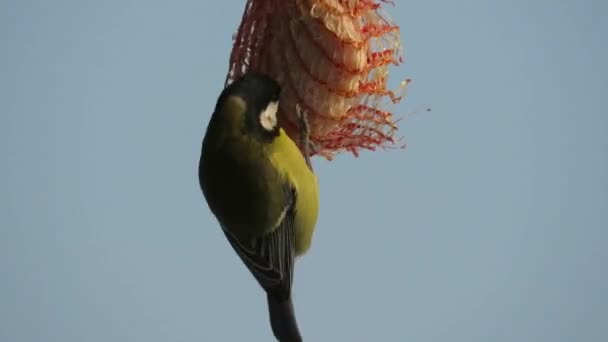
[268,129,319,256]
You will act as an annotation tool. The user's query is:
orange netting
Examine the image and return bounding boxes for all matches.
[226,0,410,158]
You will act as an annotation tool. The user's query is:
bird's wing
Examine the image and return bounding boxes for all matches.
[222,186,297,298]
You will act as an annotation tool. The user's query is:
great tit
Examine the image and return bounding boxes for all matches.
[198,73,319,342]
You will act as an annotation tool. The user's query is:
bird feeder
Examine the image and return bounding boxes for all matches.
[226,0,410,158]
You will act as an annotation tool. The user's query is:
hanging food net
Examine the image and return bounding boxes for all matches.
[226,0,410,158]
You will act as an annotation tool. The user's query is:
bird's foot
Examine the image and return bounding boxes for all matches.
[296,104,314,170]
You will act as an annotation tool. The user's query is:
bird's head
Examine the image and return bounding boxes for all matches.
[216,72,282,140]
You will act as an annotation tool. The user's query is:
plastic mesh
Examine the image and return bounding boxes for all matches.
[226,0,409,158]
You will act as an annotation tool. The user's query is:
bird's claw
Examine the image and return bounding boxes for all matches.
[296,104,314,170]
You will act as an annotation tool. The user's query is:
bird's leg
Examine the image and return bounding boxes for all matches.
[296,104,316,171]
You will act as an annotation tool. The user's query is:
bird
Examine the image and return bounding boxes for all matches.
[198,72,319,342]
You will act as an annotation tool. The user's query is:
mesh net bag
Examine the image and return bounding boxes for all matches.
[226,0,410,158]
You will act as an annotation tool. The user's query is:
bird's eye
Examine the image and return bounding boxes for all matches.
[259,101,279,131]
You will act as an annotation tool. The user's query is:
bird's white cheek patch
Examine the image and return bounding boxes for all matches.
[260,101,279,131]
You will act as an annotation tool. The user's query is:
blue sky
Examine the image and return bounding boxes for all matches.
[1,1,607,341]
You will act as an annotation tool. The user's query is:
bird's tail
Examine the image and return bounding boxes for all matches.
[267,294,303,342]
